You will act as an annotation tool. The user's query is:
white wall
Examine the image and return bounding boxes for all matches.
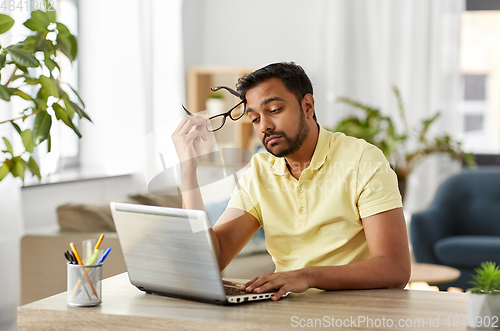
[78,0,147,174]
[21,174,140,231]
[0,178,23,331]
[182,0,335,126]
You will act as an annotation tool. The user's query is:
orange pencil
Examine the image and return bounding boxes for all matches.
[70,242,98,298]
[95,234,105,250]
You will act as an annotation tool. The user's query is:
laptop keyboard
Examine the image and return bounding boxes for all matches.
[224,285,248,296]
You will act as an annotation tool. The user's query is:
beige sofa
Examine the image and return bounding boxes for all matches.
[21,221,274,304]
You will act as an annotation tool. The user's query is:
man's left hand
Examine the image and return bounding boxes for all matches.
[240,269,313,301]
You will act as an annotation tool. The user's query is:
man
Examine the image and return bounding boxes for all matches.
[172,62,410,301]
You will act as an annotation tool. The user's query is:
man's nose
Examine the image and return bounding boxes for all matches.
[259,116,274,133]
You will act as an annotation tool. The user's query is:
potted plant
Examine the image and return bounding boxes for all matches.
[0,6,90,184]
[467,261,500,329]
[328,86,475,201]
[205,91,224,117]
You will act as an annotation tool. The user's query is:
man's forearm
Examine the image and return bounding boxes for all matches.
[307,256,410,290]
[180,167,223,266]
[180,166,204,211]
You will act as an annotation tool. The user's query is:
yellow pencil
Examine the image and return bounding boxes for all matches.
[70,242,98,298]
[86,233,105,266]
[95,234,105,250]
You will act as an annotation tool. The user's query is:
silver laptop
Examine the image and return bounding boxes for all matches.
[110,202,278,304]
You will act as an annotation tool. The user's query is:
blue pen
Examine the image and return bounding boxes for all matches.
[96,247,112,265]
[76,248,112,298]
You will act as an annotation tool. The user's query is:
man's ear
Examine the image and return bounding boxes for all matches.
[302,93,315,119]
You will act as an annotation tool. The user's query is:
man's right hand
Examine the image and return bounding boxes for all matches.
[171,115,210,170]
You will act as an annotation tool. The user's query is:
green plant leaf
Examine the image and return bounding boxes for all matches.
[68,34,77,60]
[23,18,47,33]
[63,97,76,118]
[11,74,27,83]
[28,156,41,179]
[30,10,51,28]
[53,103,82,138]
[44,56,58,72]
[468,262,500,293]
[0,53,6,68]
[6,47,40,68]
[38,75,59,98]
[34,97,47,111]
[32,111,52,145]
[56,23,77,61]
[0,163,9,181]
[20,129,34,153]
[56,22,71,37]
[13,89,33,101]
[2,137,13,155]
[67,84,85,108]
[10,156,26,181]
[0,14,14,35]
[11,122,21,134]
[16,65,29,74]
[24,77,39,85]
[392,85,408,136]
[47,132,51,152]
[419,113,440,142]
[0,84,12,101]
[67,98,91,122]
[58,36,75,61]
[52,102,71,124]
[34,87,48,110]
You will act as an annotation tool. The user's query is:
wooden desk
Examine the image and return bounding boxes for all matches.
[18,273,469,330]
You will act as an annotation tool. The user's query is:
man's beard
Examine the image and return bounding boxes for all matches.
[263,109,310,158]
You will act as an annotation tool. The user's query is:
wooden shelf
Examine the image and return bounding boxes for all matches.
[187,66,259,153]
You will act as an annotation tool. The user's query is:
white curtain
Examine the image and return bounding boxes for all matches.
[320,0,465,213]
[0,8,30,331]
[139,0,185,134]
[138,0,186,192]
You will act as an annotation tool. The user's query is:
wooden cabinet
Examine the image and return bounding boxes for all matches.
[187,66,259,153]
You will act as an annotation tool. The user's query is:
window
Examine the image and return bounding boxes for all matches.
[34,0,80,176]
[462,74,486,133]
[459,7,500,155]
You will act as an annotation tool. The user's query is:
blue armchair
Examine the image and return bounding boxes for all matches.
[410,170,500,290]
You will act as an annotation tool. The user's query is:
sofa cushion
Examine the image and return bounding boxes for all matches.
[57,204,116,232]
[434,236,500,268]
[126,193,182,208]
[57,193,182,232]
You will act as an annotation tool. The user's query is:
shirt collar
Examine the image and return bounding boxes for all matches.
[270,125,330,176]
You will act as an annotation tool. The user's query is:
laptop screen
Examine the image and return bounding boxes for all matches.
[110,203,226,301]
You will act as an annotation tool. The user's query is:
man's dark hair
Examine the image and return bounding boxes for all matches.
[237,62,317,121]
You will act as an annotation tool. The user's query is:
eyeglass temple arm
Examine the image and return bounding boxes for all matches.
[211,86,245,101]
[182,104,194,116]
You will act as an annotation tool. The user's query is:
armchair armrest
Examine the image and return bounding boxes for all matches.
[410,207,454,264]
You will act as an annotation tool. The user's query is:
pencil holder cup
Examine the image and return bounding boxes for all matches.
[67,263,102,307]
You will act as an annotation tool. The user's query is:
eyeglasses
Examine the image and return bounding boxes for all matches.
[182,86,246,132]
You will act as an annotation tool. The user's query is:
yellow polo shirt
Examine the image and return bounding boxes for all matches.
[227,125,402,272]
